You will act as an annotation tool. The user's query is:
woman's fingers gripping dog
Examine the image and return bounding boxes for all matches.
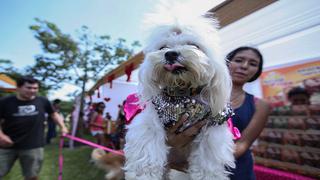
[166,113,206,148]
[168,113,190,134]
[182,120,206,138]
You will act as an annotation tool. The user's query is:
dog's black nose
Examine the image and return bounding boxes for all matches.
[165,51,180,64]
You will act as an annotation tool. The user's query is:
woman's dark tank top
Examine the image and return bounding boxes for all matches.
[230,93,256,180]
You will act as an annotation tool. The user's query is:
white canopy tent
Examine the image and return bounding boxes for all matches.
[88,0,320,118]
[0,74,16,92]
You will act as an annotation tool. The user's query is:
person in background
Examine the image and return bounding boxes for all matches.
[287,86,310,106]
[46,99,61,144]
[105,112,112,121]
[83,102,93,129]
[105,112,121,149]
[89,102,106,146]
[0,75,68,180]
[287,86,311,116]
[226,46,270,180]
[116,101,127,149]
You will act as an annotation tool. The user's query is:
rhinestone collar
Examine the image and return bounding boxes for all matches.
[162,85,206,97]
[152,93,233,133]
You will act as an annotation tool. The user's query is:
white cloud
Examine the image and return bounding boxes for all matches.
[49,83,80,101]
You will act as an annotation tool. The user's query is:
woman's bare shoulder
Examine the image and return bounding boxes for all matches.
[255,97,271,114]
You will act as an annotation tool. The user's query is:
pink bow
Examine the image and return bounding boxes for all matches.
[124,93,144,124]
[227,118,241,140]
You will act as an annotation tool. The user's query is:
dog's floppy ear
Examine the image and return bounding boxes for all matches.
[202,62,232,116]
[138,53,162,101]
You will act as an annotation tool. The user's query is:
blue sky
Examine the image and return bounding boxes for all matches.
[0,0,222,99]
[0,0,158,69]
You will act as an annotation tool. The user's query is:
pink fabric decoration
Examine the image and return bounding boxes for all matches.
[227,118,241,140]
[254,165,316,180]
[124,93,144,124]
[124,94,242,140]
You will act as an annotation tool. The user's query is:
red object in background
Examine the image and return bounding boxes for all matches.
[104,97,111,102]
[254,165,316,180]
[300,152,320,168]
[303,77,320,93]
[281,149,301,164]
[288,117,307,130]
[124,93,144,124]
[107,74,115,88]
[97,87,100,98]
[125,63,134,82]
[268,96,286,107]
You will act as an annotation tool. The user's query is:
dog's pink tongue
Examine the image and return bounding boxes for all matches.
[164,63,184,71]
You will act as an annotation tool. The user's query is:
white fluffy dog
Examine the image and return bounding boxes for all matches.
[124,2,235,180]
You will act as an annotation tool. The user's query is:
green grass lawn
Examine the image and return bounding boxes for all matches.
[3,136,105,180]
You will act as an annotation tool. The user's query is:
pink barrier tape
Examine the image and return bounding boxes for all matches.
[254,165,316,180]
[58,136,64,180]
[58,134,124,180]
[62,134,124,156]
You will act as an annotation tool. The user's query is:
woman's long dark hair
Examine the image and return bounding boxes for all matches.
[226,46,264,82]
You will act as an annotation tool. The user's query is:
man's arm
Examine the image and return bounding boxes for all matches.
[0,124,13,147]
[0,99,14,147]
[50,112,69,134]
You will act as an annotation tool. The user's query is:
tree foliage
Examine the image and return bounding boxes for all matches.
[59,100,74,116]
[0,59,21,79]
[0,59,49,97]
[28,18,141,135]
[28,18,140,91]
[0,59,18,97]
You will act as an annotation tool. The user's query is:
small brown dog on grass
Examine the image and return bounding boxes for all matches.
[91,148,125,180]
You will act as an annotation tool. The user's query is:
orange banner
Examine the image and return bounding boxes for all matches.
[260,60,320,106]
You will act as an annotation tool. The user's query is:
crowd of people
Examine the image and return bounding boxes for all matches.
[85,101,126,150]
[2,46,314,180]
[0,75,127,179]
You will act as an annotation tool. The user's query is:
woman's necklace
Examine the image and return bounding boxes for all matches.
[230,91,245,108]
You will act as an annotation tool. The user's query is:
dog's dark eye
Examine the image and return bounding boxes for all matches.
[159,46,169,50]
[187,43,200,49]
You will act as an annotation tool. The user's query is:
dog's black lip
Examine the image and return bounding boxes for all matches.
[171,67,187,74]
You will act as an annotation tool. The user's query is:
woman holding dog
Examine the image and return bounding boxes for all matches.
[167,46,270,180]
[226,46,270,179]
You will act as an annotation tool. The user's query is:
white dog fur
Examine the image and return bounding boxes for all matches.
[124,2,235,180]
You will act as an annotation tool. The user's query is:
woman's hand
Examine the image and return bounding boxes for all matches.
[166,113,206,148]
[166,113,206,171]
[61,126,69,135]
